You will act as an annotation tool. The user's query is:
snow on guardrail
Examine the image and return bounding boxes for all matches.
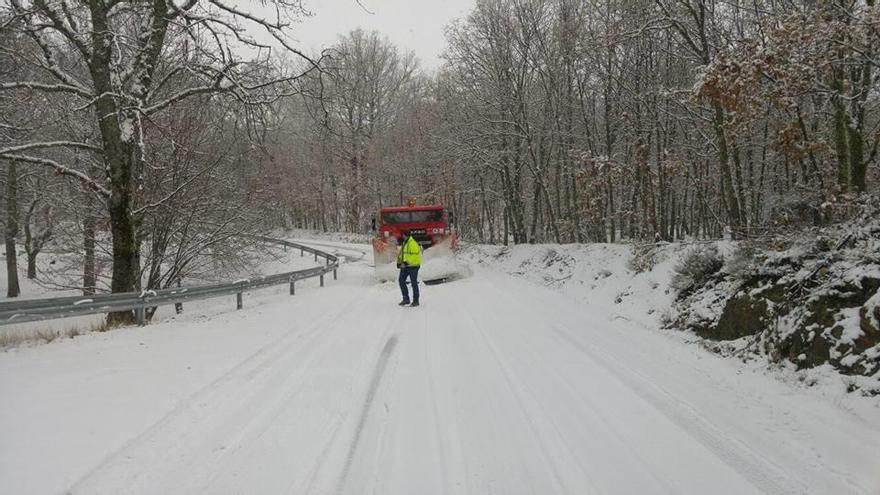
[0,238,339,327]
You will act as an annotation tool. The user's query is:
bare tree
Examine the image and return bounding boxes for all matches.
[22,174,55,279]
[1,0,322,321]
[301,29,420,230]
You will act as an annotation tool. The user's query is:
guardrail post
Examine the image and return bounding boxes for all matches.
[236,292,243,310]
[333,269,337,280]
[135,293,148,326]
[300,248,303,257]
[174,279,183,314]
[289,278,295,295]
[320,274,324,287]
[314,251,317,262]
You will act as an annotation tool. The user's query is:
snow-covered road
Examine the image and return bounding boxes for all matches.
[1,240,878,494]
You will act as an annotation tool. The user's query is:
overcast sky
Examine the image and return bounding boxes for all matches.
[288,0,475,71]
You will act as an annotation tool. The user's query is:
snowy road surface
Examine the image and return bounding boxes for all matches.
[1,240,879,494]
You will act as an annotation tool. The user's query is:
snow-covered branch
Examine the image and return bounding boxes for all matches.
[133,165,211,215]
[143,83,227,115]
[0,81,93,99]
[27,0,90,57]
[0,153,110,198]
[206,0,323,72]
[26,25,90,91]
[0,141,103,155]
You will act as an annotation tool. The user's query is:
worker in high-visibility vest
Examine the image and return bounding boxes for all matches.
[396,230,422,307]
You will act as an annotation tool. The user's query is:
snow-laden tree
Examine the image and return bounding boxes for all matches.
[0,0,321,321]
[301,29,420,231]
[430,0,879,243]
[696,1,879,198]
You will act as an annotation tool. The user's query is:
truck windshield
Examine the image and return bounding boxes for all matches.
[382,210,443,224]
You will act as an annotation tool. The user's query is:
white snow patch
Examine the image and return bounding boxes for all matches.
[459,242,679,330]
[837,307,864,345]
[119,117,135,143]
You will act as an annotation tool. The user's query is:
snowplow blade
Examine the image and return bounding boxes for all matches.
[372,237,399,282]
[372,235,469,284]
[419,236,464,284]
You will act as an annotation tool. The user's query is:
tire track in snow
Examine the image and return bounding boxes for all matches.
[550,324,808,495]
[421,308,452,495]
[455,291,671,494]
[289,299,402,495]
[454,292,572,495]
[364,337,404,495]
[186,286,401,494]
[335,333,399,494]
[70,288,373,494]
[201,308,394,493]
[480,274,808,494]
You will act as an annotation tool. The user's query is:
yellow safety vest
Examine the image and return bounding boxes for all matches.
[397,236,421,267]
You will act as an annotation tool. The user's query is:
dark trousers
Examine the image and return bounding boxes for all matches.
[398,266,420,303]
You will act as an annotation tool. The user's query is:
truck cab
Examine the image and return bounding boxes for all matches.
[371,199,457,269]
[375,205,452,248]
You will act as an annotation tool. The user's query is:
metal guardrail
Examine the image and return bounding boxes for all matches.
[0,237,339,326]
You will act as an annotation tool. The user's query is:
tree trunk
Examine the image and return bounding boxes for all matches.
[25,252,36,279]
[83,214,96,295]
[712,104,743,238]
[848,120,866,193]
[479,175,489,243]
[23,199,42,280]
[830,47,852,192]
[607,178,615,243]
[831,92,850,192]
[503,205,509,246]
[5,160,20,298]
[89,6,139,323]
[848,7,872,193]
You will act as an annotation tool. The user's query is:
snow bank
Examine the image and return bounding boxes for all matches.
[458,242,681,330]
[667,211,880,395]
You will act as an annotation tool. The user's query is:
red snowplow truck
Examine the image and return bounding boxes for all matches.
[371,199,457,281]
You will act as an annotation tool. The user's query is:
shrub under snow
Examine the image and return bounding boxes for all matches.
[671,244,724,293]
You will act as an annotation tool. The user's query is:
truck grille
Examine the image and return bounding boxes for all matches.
[412,233,433,247]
